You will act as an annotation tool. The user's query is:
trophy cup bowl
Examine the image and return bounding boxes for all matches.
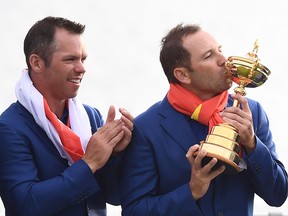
[194,40,271,175]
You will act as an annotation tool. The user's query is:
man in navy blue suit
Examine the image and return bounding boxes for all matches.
[0,16,133,216]
[120,24,288,215]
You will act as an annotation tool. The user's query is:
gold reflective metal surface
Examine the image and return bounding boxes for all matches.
[211,124,239,141]
[200,143,241,172]
[206,134,240,153]
[225,39,271,99]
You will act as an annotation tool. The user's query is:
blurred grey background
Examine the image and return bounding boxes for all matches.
[0,0,287,215]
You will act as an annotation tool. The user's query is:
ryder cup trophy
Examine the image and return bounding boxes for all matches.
[195,40,271,174]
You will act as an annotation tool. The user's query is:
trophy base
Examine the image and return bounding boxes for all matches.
[194,141,241,175]
[192,123,242,175]
[195,150,241,175]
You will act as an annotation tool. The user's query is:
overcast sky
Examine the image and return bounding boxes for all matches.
[1,0,287,215]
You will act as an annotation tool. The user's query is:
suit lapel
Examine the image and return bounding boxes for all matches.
[17,102,68,164]
[158,97,207,153]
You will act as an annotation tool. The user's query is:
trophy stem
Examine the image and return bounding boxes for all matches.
[232,80,247,107]
[232,99,240,108]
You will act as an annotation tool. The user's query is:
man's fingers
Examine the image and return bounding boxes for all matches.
[106,105,116,123]
[186,144,200,164]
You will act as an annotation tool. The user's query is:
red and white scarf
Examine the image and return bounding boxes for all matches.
[15,69,91,165]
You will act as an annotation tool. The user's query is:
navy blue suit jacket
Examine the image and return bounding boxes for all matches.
[121,95,288,216]
[0,101,122,216]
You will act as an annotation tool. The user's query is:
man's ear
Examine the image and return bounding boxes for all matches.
[29,54,45,73]
[173,67,192,84]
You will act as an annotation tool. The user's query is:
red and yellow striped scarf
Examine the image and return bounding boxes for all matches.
[167,83,228,133]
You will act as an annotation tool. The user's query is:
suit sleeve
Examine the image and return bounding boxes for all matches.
[84,104,123,205]
[0,121,100,216]
[243,100,288,206]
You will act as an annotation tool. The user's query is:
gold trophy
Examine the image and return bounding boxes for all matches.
[195,40,271,174]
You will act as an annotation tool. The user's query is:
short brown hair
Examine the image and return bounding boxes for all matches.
[159,23,201,83]
[24,16,85,71]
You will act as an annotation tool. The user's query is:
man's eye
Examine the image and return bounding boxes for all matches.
[218,46,223,52]
[65,58,75,62]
